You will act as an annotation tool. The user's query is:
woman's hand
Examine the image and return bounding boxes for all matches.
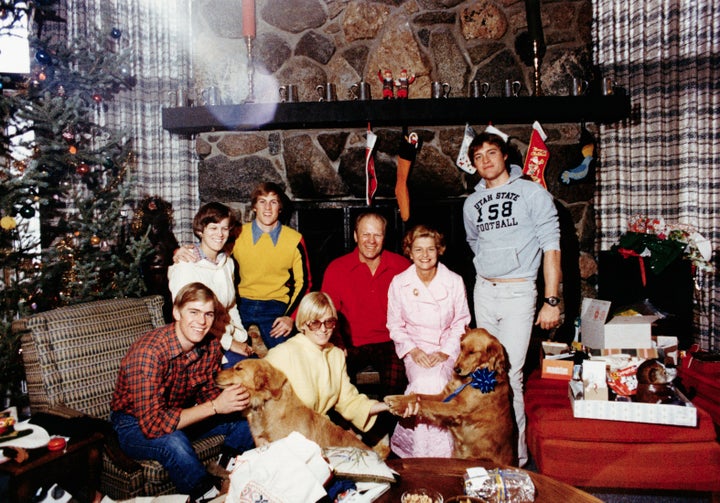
[409,348,447,368]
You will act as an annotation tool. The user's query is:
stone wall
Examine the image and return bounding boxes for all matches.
[191,0,601,309]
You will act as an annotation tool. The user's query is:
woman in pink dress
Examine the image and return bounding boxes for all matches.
[387,225,471,458]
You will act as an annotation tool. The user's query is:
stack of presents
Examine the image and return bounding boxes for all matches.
[525,298,720,494]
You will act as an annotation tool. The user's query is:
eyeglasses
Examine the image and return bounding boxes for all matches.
[305,318,337,331]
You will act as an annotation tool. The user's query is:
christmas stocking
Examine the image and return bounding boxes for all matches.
[560,125,595,184]
[523,121,549,188]
[365,124,377,206]
[456,124,477,174]
[485,124,509,142]
[396,132,420,221]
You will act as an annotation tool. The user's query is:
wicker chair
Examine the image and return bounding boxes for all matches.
[12,295,225,499]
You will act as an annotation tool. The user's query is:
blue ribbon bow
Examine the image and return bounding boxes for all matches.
[443,367,497,402]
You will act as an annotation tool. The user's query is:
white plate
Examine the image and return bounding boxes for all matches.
[0,420,51,449]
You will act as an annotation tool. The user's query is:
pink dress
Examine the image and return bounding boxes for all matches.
[387,263,471,458]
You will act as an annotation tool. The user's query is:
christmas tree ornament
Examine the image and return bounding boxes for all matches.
[523,121,549,188]
[57,85,65,96]
[90,235,101,246]
[100,240,111,252]
[76,163,90,175]
[19,205,35,218]
[110,28,122,39]
[0,216,17,230]
[12,160,27,173]
[92,93,103,103]
[62,128,75,142]
[68,145,78,155]
[35,49,52,65]
[38,72,47,81]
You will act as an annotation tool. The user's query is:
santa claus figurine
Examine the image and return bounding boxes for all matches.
[378,68,395,99]
[395,69,415,99]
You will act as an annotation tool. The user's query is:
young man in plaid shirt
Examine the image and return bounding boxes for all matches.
[111,282,253,501]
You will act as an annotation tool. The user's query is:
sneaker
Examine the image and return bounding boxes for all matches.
[194,485,219,503]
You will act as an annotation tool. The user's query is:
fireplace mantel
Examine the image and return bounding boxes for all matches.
[162,94,631,134]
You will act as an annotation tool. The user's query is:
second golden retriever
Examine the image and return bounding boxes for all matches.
[216,358,380,454]
[384,327,514,465]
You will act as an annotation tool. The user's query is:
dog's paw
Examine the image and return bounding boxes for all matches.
[384,394,416,416]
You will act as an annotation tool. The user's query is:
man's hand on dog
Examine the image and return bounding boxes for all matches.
[215,384,251,413]
[384,394,420,417]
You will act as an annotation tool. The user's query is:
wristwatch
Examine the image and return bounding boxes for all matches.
[543,296,560,306]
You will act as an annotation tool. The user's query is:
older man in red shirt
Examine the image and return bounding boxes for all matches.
[322,211,410,397]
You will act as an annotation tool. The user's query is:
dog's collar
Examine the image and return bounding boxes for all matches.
[442,367,497,402]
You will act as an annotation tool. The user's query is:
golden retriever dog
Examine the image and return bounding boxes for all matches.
[384,327,514,465]
[216,358,382,455]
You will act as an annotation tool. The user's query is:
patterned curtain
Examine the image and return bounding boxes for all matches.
[62,0,198,243]
[593,2,720,349]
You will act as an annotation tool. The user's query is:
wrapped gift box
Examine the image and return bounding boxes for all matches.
[581,298,656,349]
[569,385,697,427]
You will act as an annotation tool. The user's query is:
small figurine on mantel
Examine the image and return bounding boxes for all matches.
[378,68,395,99]
[395,69,415,99]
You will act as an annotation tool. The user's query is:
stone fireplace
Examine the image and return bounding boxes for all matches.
[191,0,604,337]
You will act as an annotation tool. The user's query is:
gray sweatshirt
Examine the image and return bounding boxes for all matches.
[463,165,560,280]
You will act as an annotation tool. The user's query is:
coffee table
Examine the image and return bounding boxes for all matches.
[381,457,602,502]
[0,429,103,503]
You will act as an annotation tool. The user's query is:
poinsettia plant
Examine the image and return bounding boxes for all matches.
[613,216,715,274]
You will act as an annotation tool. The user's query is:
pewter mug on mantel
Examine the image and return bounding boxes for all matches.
[316,83,337,102]
[349,81,371,101]
[279,84,299,103]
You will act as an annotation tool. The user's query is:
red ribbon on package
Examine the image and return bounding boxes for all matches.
[523,121,549,188]
[617,247,647,287]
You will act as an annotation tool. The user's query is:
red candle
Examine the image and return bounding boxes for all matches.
[242,0,256,39]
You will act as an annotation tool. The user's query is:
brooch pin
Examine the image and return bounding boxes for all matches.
[413,288,419,296]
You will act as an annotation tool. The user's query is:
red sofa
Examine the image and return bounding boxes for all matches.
[525,369,720,493]
[676,346,720,428]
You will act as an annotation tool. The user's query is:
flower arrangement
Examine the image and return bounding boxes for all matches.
[614,216,714,274]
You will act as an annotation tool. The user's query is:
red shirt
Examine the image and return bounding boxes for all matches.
[111,323,222,438]
[322,249,410,347]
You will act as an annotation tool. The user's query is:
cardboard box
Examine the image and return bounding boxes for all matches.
[540,342,573,380]
[541,358,574,380]
[569,385,697,427]
[581,298,656,349]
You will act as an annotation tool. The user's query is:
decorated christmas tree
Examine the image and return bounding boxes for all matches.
[0,17,151,405]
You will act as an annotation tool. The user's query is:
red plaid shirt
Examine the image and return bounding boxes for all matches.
[111,323,222,438]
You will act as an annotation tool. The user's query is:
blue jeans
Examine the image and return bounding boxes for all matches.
[110,411,254,495]
[239,298,290,350]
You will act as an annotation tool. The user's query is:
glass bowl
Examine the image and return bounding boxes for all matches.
[445,496,488,503]
[401,488,444,503]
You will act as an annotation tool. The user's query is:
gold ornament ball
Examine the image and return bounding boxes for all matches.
[90,235,101,246]
[1,216,17,230]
